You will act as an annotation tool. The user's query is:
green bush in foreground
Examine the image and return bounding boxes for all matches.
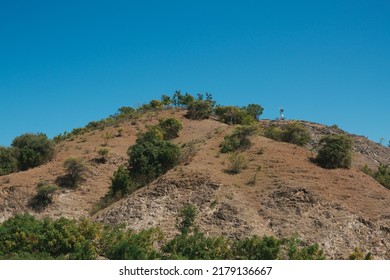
[0,209,340,260]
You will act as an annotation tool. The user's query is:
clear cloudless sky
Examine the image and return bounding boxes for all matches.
[0,0,389,146]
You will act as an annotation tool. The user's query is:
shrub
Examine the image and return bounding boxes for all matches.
[158,118,183,140]
[11,133,55,171]
[226,152,248,174]
[215,106,256,125]
[32,183,59,207]
[263,122,311,146]
[128,129,181,185]
[185,100,213,120]
[110,165,132,196]
[106,228,163,260]
[244,104,264,120]
[363,163,390,189]
[233,235,281,260]
[220,125,259,153]
[263,126,283,141]
[57,157,88,188]
[102,132,114,146]
[0,147,18,175]
[284,237,325,260]
[176,204,198,235]
[281,122,311,146]
[315,134,353,169]
[97,148,109,163]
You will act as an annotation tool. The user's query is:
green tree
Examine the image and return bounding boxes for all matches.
[11,133,55,171]
[215,106,255,125]
[185,100,213,120]
[181,93,195,108]
[172,90,183,107]
[158,118,183,140]
[128,129,181,185]
[244,104,264,120]
[161,94,171,109]
[110,165,131,196]
[316,134,353,169]
[149,99,163,110]
[32,183,59,207]
[58,157,88,188]
[0,147,18,175]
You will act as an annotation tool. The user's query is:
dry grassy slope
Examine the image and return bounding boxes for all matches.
[1,110,390,259]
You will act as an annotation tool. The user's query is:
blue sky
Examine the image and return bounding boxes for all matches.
[1,0,389,146]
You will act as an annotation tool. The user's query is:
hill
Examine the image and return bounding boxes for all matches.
[1,108,389,259]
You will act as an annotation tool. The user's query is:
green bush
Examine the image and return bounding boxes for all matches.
[363,163,390,189]
[105,228,163,260]
[316,134,353,169]
[215,106,256,125]
[220,125,259,153]
[185,100,213,120]
[0,211,327,260]
[128,129,181,185]
[57,157,88,188]
[263,126,283,141]
[158,118,183,140]
[281,122,311,146]
[0,147,18,175]
[176,204,198,235]
[11,133,55,171]
[285,236,325,260]
[233,235,281,260]
[263,122,311,146]
[226,152,248,174]
[244,104,264,120]
[110,165,132,196]
[32,183,59,208]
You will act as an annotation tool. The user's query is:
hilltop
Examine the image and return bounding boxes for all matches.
[1,106,389,259]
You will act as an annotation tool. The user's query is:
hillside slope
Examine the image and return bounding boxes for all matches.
[1,110,390,259]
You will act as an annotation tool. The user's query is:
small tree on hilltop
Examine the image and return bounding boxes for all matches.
[185,100,213,120]
[315,134,352,169]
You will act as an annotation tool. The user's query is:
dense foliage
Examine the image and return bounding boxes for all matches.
[11,133,55,171]
[0,147,18,175]
[263,122,311,146]
[158,118,183,140]
[0,205,326,260]
[128,129,181,185]
[362,163,390,190]
[185,100,213,120]
[110,165,132,196]
[316,134,353,169]
[220,125,259,153]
